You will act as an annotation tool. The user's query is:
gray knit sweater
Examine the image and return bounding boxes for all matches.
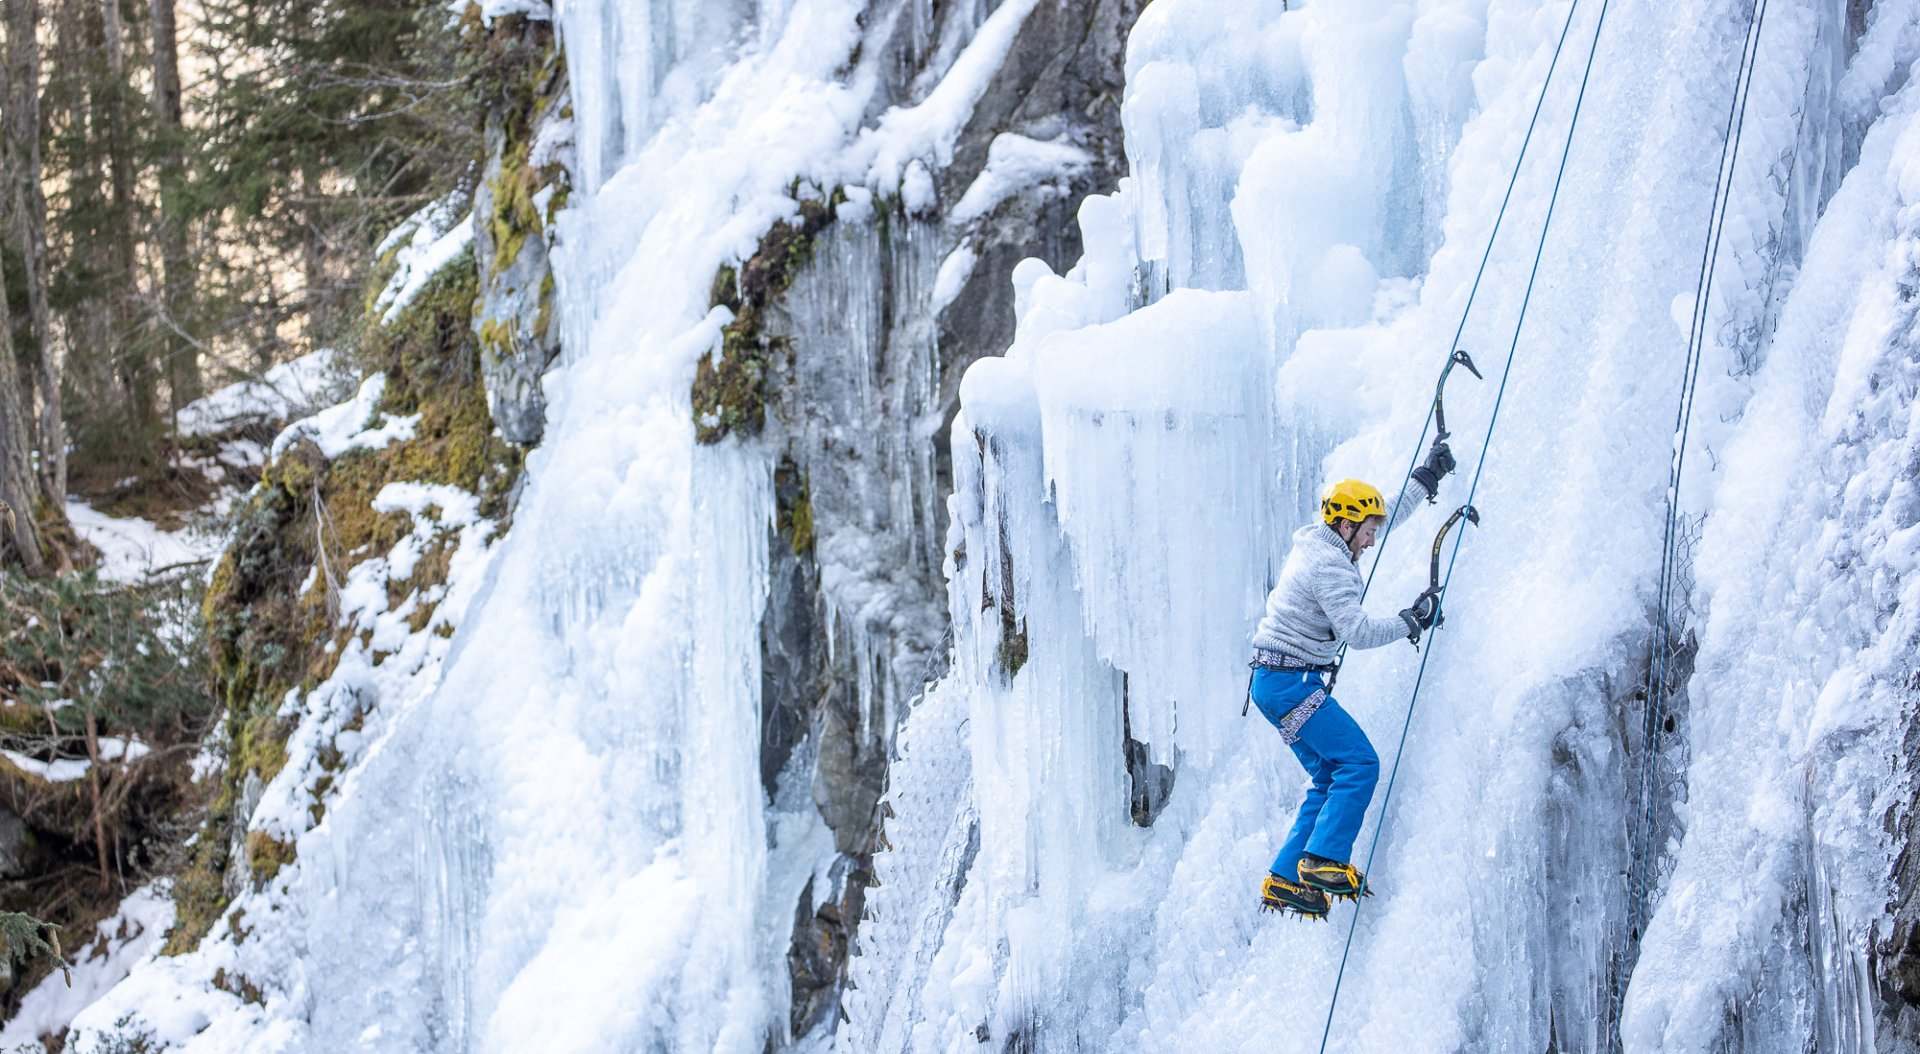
[1251,478,1432,664]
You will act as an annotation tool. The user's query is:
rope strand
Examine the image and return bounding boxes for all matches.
[1634,0,1771,935]
[1346,0,1586,657]
[1315,2,1615,1048]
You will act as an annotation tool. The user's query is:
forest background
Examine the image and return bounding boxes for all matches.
[0,0,482,1010]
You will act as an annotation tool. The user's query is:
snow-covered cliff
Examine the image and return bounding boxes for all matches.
[51,0,1920,1051]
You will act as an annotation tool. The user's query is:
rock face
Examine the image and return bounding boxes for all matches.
[709,0,1144,1035]
[469,13,569,446]
[1880,673,1920,1047]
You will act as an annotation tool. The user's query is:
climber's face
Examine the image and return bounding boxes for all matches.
[1341,516,1384,557]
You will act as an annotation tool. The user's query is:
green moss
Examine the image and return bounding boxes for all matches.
[487,138,541,273]
[244,830,295,885]
[773,457,815,556]
[466,12,567,279]
[788,494,814,556]
[176,236,523,958]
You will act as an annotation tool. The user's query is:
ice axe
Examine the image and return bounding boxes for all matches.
[1431,349,1484,444]
[1408,503,1480,648]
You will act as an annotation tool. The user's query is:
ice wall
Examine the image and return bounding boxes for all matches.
[54,0,1920,1050]
[64,0,1138,1050]
[851,1,1920,1051]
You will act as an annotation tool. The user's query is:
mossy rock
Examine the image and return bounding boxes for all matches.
[693,193,846,444]
[178,236,523,958]
[244,830,295,886]
[774,457,815,557]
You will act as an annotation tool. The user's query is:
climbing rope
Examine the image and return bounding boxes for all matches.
[1315,2,1615,1050]
[1633,0,1771,933]
[1344,0,1587,645]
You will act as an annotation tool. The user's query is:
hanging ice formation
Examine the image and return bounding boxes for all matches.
[58,0,1920,1051]
[852,0,1920,1052]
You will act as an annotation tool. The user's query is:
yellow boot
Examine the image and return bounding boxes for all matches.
[1297,854,1373,902]
[1260,873,1330,919]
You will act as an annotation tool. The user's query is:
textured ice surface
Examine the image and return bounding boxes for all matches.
[853,1,1920,1052]
[54,0,1920,1050]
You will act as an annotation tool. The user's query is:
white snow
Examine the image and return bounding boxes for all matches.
[931,242,978,314]
[0,885,175,1051]
[0,750,91,783]
[269,373,419,460]
[477,0,551,25]
[65,500,219,583]
[858,0,1046,195]
[372,206,475,326]
[949,133,1092,226]
[173,349,348,439]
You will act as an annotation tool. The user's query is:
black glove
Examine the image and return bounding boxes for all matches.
[1399,590,1443,644]
[1411,439,1456,498]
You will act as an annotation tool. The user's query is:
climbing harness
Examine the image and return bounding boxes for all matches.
[1243,649,1336,717]
[1314,0,1614,1048]
[1631,0,1771,944]
[1407,504,1480,648]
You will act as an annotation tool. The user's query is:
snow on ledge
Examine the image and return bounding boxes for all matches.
[269,374,420,461]
[372,207,474,326]
[950,133,1092,226]
[173,349,348,440]
[857,0,1046,200]
[65,501,221,584]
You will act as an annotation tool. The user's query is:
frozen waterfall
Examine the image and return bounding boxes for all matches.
[62,0,1920,1051]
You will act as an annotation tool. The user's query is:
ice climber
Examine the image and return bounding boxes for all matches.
[1248,438,1456,918]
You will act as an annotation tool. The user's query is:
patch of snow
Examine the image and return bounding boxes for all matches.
[931,242,978,314]
[478,0,550,24]
[269,374,420,460]
[174,349,350,439]
[858,0,1047,195]
[95,737,150,763]
[949,133,1092,226]
[372,207,475,326]
[65,501,218,584]
[530,110,574,173]
[0,884,176,1050]
[0,750,91,783]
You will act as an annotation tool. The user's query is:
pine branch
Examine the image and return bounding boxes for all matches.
[0,911,72,988]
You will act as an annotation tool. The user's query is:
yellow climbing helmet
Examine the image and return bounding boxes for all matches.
[1320,479,1386,526]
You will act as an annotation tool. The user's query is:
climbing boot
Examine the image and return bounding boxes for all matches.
[1260,873,1329,919]
[1297,854,1373,902]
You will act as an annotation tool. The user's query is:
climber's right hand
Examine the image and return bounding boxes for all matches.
[1399,590,1442,644]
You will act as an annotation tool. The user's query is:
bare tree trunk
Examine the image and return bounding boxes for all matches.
[53,0,116,457]
[147,0,196,411]
[5,0,66,510]
[0,237,48,576]
[83,707,110,891]
[98,0,157,449]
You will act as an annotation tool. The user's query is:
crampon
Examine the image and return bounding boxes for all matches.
[1260,874,1330,920]
[1298,854,1374,902]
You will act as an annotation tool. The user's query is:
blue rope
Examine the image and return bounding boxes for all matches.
[1634,0,1771,931]
[1315,2,1614,1049]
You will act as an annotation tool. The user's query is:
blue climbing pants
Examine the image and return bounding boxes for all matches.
[1249,667,1380,876]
